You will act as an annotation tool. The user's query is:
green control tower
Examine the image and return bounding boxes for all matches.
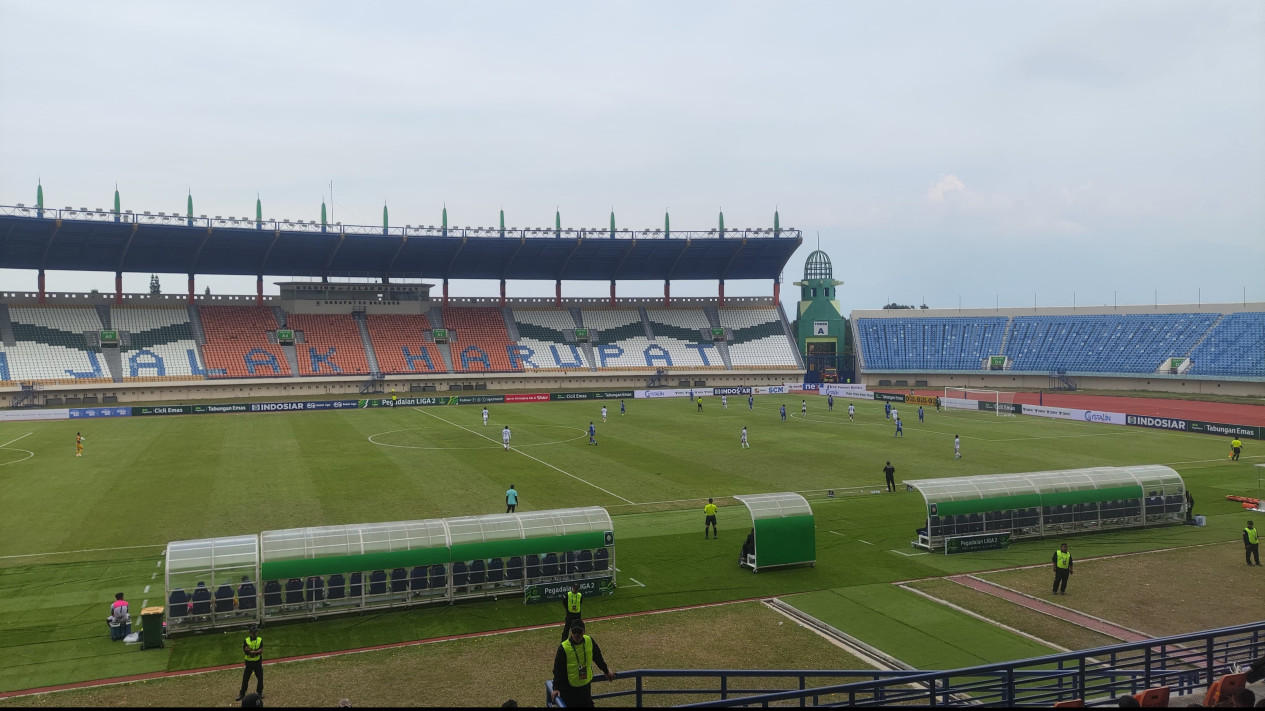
[792,250,850,382]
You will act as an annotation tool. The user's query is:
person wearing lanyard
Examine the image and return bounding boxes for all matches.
[1052,544,1073,595]
[562,583,583,642]
[1245,520,1260,566]
[238,623,263,702]
[552,621,615,708]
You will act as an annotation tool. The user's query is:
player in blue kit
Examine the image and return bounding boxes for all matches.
[780,404,787,422]
[588,421,597,445]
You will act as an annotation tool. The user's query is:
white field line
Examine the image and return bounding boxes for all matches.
[625,578,646,588]
[889,549,929,557]
[0,432,33,449]
[142,585,150,594]
[858,540,874,545]
[898,583,1071,653]
[414,408,635,504]
[0,543,166,561]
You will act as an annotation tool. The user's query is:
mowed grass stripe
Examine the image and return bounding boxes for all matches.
[785,584,1058,669]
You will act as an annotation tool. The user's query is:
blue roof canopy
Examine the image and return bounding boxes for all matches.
[0,207,802,281]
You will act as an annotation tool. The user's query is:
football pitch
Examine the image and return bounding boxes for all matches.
[0,394,1258,694]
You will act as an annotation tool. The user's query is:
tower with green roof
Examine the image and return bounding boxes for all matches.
[791,250,850,382]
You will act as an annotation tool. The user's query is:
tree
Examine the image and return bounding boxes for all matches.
[920,304,929,310]
[149,274,161,295]
[204,286,211,296]
[882,303,915,310]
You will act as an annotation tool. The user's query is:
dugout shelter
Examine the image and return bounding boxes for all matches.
[163,507,615,633]
[733,492,816,573]
[907,465,1187,551]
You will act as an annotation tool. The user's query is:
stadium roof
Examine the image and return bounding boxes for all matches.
[0,206,802,281]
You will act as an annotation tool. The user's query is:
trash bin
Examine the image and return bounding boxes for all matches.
[140,606,164,650]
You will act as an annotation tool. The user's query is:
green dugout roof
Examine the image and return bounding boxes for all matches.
[733,492,816,572]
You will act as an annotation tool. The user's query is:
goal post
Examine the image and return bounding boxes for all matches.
[942,388,1018,416]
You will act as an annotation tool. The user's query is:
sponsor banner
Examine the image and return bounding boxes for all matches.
[1022,405,1077,420]
[1126,414,1191,432]
[945,532,1012,555]
[905,394,939,406]
[0,408,70,421]
[524,575,615,605]
[1080,410,1125,425]
[1189,420,1262,440]
[552,392,593,401]
[247,399,360,413]
[69,407,132,418]
[819,383,866,395]
[873,392,906,403]
[505,393,551,403]
[636,388,708,399]
[454,395,505,405]
[134,405,194,416]
[595,390,634,399]
[753,385,787,395]
[782,383,819,393]
[195,403,250,414]
[941,397,984,411]
[713,387,753,396]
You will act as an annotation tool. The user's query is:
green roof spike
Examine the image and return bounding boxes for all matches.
[555,208,561,238]
[187,191,194,226]
[113,184,121,222]
[664,210,670,239]
[609,209,616,238]
[256,196,264,230]
[442,204,448,235]
[320,200,327,233]
[774,208,781,237]
[383,202,389,234]
[499,208,505,238]
[718,209,725,238]
[36,180,44,215]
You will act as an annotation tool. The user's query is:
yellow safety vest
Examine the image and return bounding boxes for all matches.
[1055,550,1071,569]
[1247,528,1260,545]
[567,590,582,614]
[704,504,717,516]
[562,635,594,687]
[1232,439,1242,449]
[244,636,262,662]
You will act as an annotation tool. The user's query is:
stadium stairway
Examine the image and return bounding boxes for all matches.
[637,307,655,339]
[281,342,301,375]
[501,306,520,341]
[1185,313,1226,358]
[101,346,124,383]
[703,305,721,330]
[271,305,288,328]
[351,312,381,376]
[434,341,455,372]
[185,305,207,345]
[778,304,806,369]
[581,343,597,371]
[94,304,112,329]
[428,306,444,331]
[715,339,734,369]
[0,304,15,346]
[998,316,1015,360]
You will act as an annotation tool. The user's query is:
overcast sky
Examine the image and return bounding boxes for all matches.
[2,0,1262,310]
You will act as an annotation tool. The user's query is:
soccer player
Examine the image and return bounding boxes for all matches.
[697,399,703,413]
[748,394,754,410]
[721,395,728,409]
[918,406,924,423]
[848,403,855,421]
[588,421,597,445]
[689,389,694,402]
[885,402,891,420]
[506,484,518,513]
[75,432,84,457]
[620,399,626,415]
[954,435,961,459]
[740,426,749,448]
[827,394,833,411]
[891,407,899,422]
[601,406,608,423]
[482,407,489,426]
[780,404,787,422]
[502,425,512,451]
[801,399,807,415]
[894,417,903,437]
[704,498,718,539]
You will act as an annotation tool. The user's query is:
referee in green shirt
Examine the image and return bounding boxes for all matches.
[704,498,718,539]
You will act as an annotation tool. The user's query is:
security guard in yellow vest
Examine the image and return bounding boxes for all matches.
[238,623,263,702]
[1051,543,1072,595]
[551,620,615,708]
[1245,520,1260,566]
[562,583,583,642]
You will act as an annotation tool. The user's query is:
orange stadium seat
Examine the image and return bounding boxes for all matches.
[287,314,372,376]
[442,307,522,372]
[366,314,447,374]
[1202,673,1246,707]
[1135,685,1169,707]
[199,306,291,377]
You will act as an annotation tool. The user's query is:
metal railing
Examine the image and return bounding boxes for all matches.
[0,204,799,241]
[545,621,1264,707]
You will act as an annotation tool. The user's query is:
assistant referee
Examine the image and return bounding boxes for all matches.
[704,498,718,539]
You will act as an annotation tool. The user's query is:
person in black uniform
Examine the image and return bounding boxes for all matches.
[551,621,615,708]
[883,461,896,493]
[739,527,756,567]
[238,623,263,702]
[1051,543,1072,595]
[1245,520,1260,566]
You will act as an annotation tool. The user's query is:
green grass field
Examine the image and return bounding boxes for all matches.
[0,394,1259,695]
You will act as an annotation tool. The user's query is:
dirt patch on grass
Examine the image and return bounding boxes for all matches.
[0,602,872,708]
[905,579,1121,651]
[978,542,1265,637]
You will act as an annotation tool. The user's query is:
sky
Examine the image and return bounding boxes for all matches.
[1,0,1262,310]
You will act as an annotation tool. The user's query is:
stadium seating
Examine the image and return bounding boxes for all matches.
[2,306,111,383]
[855,316,1007,370]
[366,313,446,374]
[720,307,800,368]
[1188,312,1265,377]
[287,313,372,376]
[582,309,657,369]
[512,308,587,369]
[1005,313,1216,374]
[199,305,291,377]
[644,308,724,368]
[112,306,205,379]
[443,307,522,372]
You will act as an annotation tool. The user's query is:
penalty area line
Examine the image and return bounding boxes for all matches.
[414,408,635,505]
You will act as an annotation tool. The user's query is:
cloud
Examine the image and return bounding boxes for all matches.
[927,174,966,204]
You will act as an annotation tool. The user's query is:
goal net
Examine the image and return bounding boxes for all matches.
[942,387,1018,416]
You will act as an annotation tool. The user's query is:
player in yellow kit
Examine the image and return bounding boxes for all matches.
[75,432,85,457]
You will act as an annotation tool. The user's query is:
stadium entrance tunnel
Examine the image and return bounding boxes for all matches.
[906,465,1187,552]
[163,507,615,634]
[733,492,816,573]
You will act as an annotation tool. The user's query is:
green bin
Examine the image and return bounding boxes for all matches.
[140,606,164,650]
